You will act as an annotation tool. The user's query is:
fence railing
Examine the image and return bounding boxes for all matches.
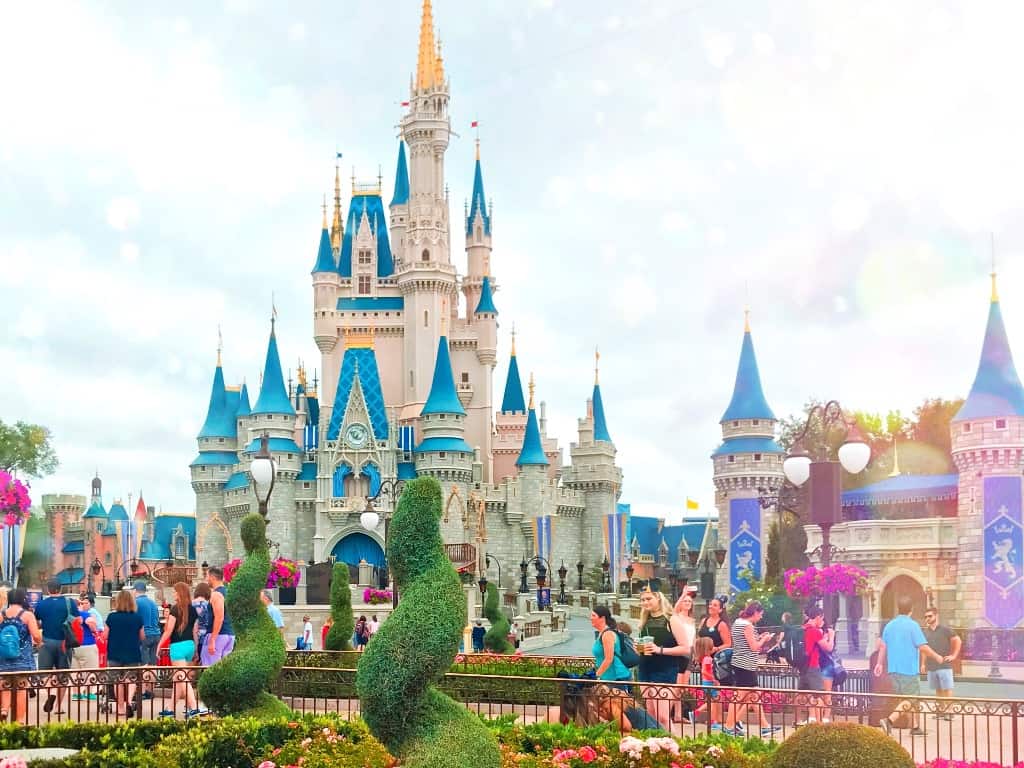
[0,664,1020,764]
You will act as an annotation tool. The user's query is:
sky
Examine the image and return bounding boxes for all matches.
[3,0,1024,524]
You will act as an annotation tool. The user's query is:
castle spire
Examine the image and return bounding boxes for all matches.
[421,335,465,416]
[312,199,336,273]
[991,232,999,303]
[415,0,443,91]
[252,319,296,416]
[198,343,234,439]
[474,275,498,315]
[592,349,612,443]
[331,160,344,252]
[517,373,549,467]
[237,380,251,417]
[466,140,491,237]
[954,277,1024,420]
[391,141,410,206]
[720,310,774,422]
[500,330,526,413]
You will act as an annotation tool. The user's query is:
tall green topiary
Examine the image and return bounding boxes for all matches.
[324,562,354,651]
[482,582,513,653]
[767,723,913,768]
[197,512,290,718]
[356,477,500,768]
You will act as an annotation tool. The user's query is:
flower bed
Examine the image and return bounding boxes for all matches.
[223,557,300,589]
[362,587,393,605]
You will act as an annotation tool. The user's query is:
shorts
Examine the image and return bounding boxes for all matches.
[71,644,99,671]
[37,638,69,670]
[701,680,719,700]
[140,635,161,666]
[799,667,825,691]
[731,666,758,688]
[639,666,679,685]
[890,673,921,696]
[200,634,235,665]
[927,668,954,691]
[107,659,141,667]
[169,640,196,663]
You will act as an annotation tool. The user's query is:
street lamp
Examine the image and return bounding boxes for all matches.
[250,433,277,521]
[782,400,870,619]
[485,553,503,592]
[360,479,406,608]
[600,557,612,593]
[557,561,568,604]
[518,558,529,594]
[90,558,107,596]
[576,560,584,591]
[624,561,635,596]
[477,573,488,596]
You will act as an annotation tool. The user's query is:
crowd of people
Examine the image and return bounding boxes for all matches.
[578,586,962,738]
[0,566,237,723]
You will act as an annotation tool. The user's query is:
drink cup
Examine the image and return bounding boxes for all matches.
[639,635,654,655]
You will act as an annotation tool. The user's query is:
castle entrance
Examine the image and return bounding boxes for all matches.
[880,574,928,623]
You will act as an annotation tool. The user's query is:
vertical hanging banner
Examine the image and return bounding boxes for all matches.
[603,506,629,589]
[117,520,139,584]
[1,523,22,584]
[729,498,761,592]
[983,476,1024,628]
[532,516,553,564]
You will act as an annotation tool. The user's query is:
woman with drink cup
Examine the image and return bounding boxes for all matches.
[636,587,693,730]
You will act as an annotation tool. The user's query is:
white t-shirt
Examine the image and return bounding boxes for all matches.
[303,621,313,644]
[368,619,379,635]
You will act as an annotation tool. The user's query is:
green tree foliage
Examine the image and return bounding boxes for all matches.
[196,513,289,718]
[356,477,500,768]
[324,562,354,651]
[17,514,49,588]
[764,514,810,586]
[732,571,800,627]
[767,722,914,768]
[482,582,513,653]
[0,420,58,478]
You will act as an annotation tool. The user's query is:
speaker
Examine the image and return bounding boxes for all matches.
[809,461,842,526]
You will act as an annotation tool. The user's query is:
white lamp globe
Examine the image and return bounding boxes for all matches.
[360,510,380,531]
[250,458,275,502]
[838,440,871,475]
[782,455,812,486]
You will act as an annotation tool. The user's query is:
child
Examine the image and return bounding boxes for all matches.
[690,636,721,730]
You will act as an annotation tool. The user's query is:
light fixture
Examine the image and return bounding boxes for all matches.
[360,497,380,531]
[838,423,871,474]
[250,433,277,519]
[783,444,812,486]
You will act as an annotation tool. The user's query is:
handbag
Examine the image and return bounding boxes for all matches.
[822,650,847,688]
[62,598,81,651]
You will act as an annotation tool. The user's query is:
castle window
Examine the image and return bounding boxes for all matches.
[728,456,735,463]
[303,482,311,489]
[996,418,1007,430]
[752,420,759,426]
[358,275,371,294]
[421,249,430,262]
[461,372,469,383]
[105,553,111,565]
[218,438,224,444]
[963,423,972,433]
[409,370,414,387]
[287,454,293,460]
[358,249,372,265]
[439,452,446,458]
[424,310,429,327]
[732,421,739,427]
[754,453,762,461]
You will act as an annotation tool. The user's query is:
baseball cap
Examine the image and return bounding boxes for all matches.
[133,580,147,593]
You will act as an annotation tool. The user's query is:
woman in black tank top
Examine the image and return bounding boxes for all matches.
[697,596,732,655]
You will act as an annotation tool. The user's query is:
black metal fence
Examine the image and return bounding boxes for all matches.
[0,664,1019,765]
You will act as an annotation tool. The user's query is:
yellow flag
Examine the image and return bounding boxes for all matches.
[686,497,699,511]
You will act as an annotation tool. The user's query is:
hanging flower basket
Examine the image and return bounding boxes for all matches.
[784,563,869,599]
[0,470,31,528]
[222,557,300,589]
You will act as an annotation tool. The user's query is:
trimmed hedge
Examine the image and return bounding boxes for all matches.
[767,722,913,768]
[324,562,354,650]
[196,513,289,718]
[355,476,501,768]
[483,581,514,653]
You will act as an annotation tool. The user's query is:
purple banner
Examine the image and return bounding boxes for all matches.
[730,498,761,592]
[984,476,1024,628]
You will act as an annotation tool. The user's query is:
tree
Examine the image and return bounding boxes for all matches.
[764,514,810,586]
[324,563,354,651]
[482,582,513,653]
[17,514,49,588]
[0,420,58,478]
[909,398,964,473]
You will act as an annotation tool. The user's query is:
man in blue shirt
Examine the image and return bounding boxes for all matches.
[261,590,285,639]
[33,579,77,714]
[134,581,162,698]
[874,595,947,736]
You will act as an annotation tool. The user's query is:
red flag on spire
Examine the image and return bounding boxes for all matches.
[470,120,479,128]
[135,495,147,521]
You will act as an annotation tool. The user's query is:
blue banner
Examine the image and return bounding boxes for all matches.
[729,498,761,592]
[984,476,1024,628]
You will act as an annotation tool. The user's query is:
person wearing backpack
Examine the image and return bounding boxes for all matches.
[0,588,43,723]
[799,605,834,725]
[589,605,632,686]
[636,588,692,730]
[32,579,77,715]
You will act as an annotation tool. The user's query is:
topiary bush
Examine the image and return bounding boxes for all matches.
[197,512,290,718]
[767,722,913,768]
[483,581,513,653]
[324,562,354,650]
[356,476,501,768]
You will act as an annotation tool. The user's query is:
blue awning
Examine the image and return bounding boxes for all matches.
[841,473,958,507]
[56,568,85,586]
[61,541,85,553]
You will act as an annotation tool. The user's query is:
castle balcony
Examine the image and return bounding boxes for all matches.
[65,521,84,532]
[805,517,958,565]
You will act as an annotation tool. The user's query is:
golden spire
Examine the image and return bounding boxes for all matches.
[888,438,902,477]
[744,307,751,333]
[297,360,307,389]
[528,372,536,410]
[991,232,999,303]
[415,0,443,91]
[595,346,600,386]
[322,194,328,229]
[216,325,223,367]
[475,137,480,162]
[510,323,516,356]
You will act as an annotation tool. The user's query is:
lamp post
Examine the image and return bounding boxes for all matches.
[360,479,405,609]
[600,556,612,593]
[781,400,870,622]
[690,544,726,614]
[576,560,584,591]
[519,558,529,594]
[557,561,568,604]
[250,433,277,522]
[484,553,503,593]
[519,555,552,609]
[624,561,635,597]
[90,558,107,596]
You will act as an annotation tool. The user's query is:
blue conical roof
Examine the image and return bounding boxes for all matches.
[721,325,774,422]
[82,501,107,520]
[237,382,251,417]
[516,407,549,466]
[501,348,526,413]
[955,292,1024,421]
[311,226,336,273]
[421,336,465,416]
[197,363,236,439]
[593,384,612,443]
[466,154,491,236]
[391,141,409,206]
[253,323,296,415]
[475,276,498,315]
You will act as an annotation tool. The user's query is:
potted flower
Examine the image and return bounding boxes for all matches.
[0,470,31,529]
[270,558,300,605]
[784,563,869,599]
[362,587,393,605]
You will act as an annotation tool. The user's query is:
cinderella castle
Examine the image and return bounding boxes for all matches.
[188,0,626,589]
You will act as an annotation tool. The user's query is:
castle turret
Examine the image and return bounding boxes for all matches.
[463,140,493,316]
[474,276,498,364]
[415,336,473,483]
[951,272,1024,628]
[389,141,410,268]
[712,311,783,592]
[313,203,341,366]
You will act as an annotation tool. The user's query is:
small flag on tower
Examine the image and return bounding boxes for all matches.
[471,120,479,128]
[686,497,700,511]
[336,151,343,159]
[400,101,410,107]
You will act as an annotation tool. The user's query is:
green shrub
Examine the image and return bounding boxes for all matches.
[324,562,354,650]
[767,722,913,768]
[356,476,501,768]
[483,581,513,653]
[197,513,289,717]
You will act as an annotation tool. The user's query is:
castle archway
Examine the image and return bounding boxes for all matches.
[880,574,927,623]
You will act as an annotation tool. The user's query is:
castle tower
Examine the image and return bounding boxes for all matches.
[414,335,474,482]
[396,0,458,417]
[82,473,108,590]
[463,140,493,316]
[563,352,623,578]
[712,311,784,593]
[389,141,410,268]
[41,492,86,591]
[951,272,1024,628]
[493,331,527,481]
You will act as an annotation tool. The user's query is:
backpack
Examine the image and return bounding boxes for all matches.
[779,625,808,671]
[0,611,25,660]
[712,648,734,685]
[602,629,640,669]
[193,600,212,634]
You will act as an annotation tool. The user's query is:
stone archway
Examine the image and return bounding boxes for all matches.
[880,573,928,623]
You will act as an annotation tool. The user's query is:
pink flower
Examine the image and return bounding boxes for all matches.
[257,762,277,768]
[578,745,597,763]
